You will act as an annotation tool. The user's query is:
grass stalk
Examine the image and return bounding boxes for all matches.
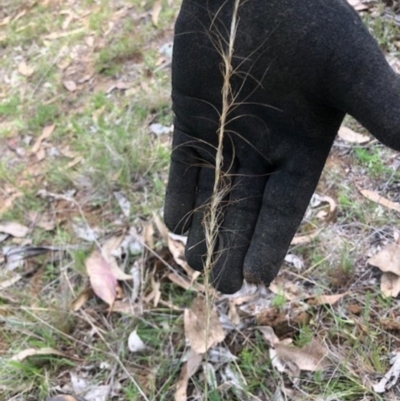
[202,0,241,397]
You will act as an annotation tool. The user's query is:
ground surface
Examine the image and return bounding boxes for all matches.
[1,0,400,400]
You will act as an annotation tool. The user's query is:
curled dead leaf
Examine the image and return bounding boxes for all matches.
[373,351,400,393]
[46,396,81,401]
[357,186,400,213]
[269,276,303,301]
[347,0,370,11]
[70,287,94,311]
[167,272,205,292]
[28,211,56,231]
[291,228,322,245]
[151,1,162,26]
[380,272,400,298]
[175,350,202,401]
[368,243,400,275]
[0,222,29,237]
[168,235,197,279]
[143,222,155,249]
[368,243,400,297]
[260,326,330,374]
[110,300,141,315]
[275,339,329,372]
[307,293,347,306]
[0,273,22,290]
[153,214,169,242]
[257,307,311,338]
[31,124,55,153]
[0,191,22,216]
[317,194,337,222]
[18,61,35,77]
[11,347,67,362]
[338,126,370,143]
[101,235,133,281]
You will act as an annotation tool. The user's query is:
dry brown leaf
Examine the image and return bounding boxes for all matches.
[31,124,55,153]
[144,277,161,306]
[269,276,303,301]
[18,61,35,77]
[307,293,347,306]
[30,266,45,302]
[291,228,322,245]
[228,301,241,325]
[338,126,370,144]
[46,396,78,401]
[151,0,162,26]
[63,80,77,92]
[0,191,22,216]
[0,273,22,290]
[67,156,83,168]
[35,147,46,161]
[380,319,400,331]
[12,10,27,23]
[110,300,141,315]
[168,235,198,279]
[257,308,311,338]
[318,194,337,221]
[28,211,55,231]
[368,241,400,295]
[70,287,94,311]
[184,296,225,353]
[260,326,329,372]
[380,272,400,297]
[59,146,78,158]
[357,186,400,213]
[153,214,169,242]
[11,347,67,362]
[347,0,369,11]
[167,272,205,292]
[368,243,400,275]
[0,222,29,237]
[0,16,11,27]
[143,222,155,249]
[258,326,280,345]
[275,339,329,371]
[61,11,75,30]
[175,349,202,401]
[86,250,117,306]
[44,28,85,40]
[159,299,182,311]
[101,235,132,281]
[102,235,124,255]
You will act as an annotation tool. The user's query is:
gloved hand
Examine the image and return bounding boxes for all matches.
[164,0,400,294]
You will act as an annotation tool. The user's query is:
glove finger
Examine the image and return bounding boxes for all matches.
[164,136,200,234]
[210,169,268,294]
[243,144,332,286]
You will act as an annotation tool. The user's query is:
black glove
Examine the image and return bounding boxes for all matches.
[164,0,400,294]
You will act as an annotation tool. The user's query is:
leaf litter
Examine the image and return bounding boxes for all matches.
[1,0,400,400]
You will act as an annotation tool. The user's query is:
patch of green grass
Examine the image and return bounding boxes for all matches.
[28,103,59,131]
[270,290,286,310]
[354,146,391,179]
[0,95,21,118]
[363,11,400,53]
[236,333,276,397]
[96,36,142,75]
